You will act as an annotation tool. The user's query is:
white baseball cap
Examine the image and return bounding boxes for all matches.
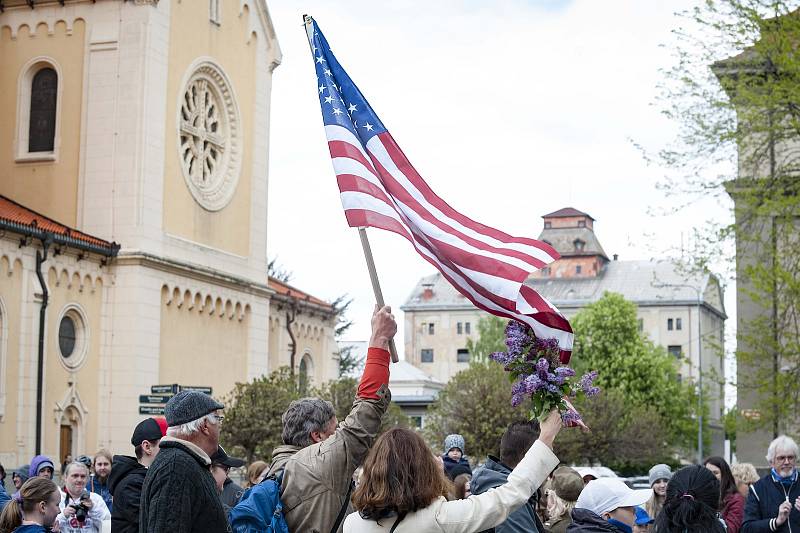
[576,478,653,516]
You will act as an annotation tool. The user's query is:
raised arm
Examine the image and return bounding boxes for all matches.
[435,410,562,533]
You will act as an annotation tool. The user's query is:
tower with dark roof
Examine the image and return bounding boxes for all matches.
[531,207,608,279]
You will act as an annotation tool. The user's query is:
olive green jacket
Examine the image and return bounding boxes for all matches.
[266,384,391,533]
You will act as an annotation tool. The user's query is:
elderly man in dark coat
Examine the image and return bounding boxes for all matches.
[139,391,229,533]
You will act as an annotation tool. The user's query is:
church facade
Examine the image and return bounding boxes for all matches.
[0,0,338,469]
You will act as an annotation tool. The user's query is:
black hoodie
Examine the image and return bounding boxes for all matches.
[567,509,627,533]
[108,455,147,533]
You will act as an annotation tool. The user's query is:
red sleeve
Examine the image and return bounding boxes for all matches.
[357,347,390,399]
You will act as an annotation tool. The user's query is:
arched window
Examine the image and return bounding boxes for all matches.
[298,357,309,394]
[28,68,58,153]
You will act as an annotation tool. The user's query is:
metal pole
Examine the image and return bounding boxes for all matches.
[697,289,703,464]
[358,228,399,363]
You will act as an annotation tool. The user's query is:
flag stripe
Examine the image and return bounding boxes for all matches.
[374,133,561,257]
[309,20,574,357]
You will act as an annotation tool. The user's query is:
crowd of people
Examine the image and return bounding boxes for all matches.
[0,306,798,533]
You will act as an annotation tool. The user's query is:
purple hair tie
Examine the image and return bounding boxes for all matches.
[681,493,695,500]
[13,494,23,504]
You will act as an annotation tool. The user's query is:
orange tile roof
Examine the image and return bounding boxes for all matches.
[268,277,333,309]
[0,195,118,253]
[542,207,595,220]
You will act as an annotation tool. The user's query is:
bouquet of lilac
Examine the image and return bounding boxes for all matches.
[490,320,599,426]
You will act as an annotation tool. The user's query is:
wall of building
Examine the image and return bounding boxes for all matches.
[158,284,251,400]
[0,252,24,467]
[161,0,258,256]
[0,19,86,226]
[267,305,337,385]
[545,215,593,230]
[404,309,481,383]
[529,256,603,279]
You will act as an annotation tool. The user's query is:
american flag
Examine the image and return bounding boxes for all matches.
[305,18,574,360]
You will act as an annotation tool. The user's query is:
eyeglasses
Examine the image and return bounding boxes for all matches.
[775,455,796,463]
[209,413,225,424]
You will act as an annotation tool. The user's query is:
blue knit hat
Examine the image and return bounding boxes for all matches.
[444,434,465,455]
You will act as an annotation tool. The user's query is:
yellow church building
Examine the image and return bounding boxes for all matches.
[0,0,339,469]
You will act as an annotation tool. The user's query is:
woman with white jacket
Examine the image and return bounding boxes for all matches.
[344,410,563,533]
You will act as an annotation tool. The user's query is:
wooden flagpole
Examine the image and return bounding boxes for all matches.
[303,15,399,363]
[358,227,400,363]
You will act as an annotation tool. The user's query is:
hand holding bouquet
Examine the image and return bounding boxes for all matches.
[490,320,599,428]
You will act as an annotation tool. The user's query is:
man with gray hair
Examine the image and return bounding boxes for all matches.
[742,434,800,533]
[265,305,397,533]
[139,390,229,533]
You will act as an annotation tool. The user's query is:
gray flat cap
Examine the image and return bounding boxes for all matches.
[165,390,224,427]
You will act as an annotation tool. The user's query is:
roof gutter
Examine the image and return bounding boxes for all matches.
[0,218,120,258]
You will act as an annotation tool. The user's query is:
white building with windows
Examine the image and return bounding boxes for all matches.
[402,208,728,455]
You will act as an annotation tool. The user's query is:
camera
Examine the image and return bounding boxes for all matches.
[69,490,91,525]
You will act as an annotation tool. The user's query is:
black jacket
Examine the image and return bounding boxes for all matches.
[108,455,146,533]
[220,477,244,508]
[566,509,626,533]
[471,455,543,533]
[139,438,229,533]
[742,472,800,533]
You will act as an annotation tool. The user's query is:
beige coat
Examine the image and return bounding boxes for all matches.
[343,440,559,533]
[266,384,390,533]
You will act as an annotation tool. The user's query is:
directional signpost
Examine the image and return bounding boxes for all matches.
[138,384,213,416]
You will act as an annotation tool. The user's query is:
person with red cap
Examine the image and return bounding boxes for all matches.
[108,417,167,533]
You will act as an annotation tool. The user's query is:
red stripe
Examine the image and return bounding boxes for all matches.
[375,132,560,260]
[329,141,377,174]
[330,138,550,269]
[364,151,550,270]
[348,207,573,351]
[337,174,393,206]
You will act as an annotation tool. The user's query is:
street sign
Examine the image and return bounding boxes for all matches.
[151,384,180,394]
[139,405,165,415]
[139,394,173,404]
[182,386,213,395]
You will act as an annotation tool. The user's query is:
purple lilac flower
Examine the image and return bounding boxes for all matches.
[561,409,582,425]
[511,393,525,407]
[523,374,546,393]
[578,371,599,395]
[490,351,513,366]
[551,366,575,386]
[505,321,530,357]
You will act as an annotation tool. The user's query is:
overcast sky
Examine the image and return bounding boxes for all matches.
[265,1,735,377]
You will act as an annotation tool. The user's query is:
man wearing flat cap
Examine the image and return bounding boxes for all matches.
[109,417,167,533]
[139,391,229,533]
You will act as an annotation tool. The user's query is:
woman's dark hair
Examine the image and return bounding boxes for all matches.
[0,477,59,533]
[653,465,726,533]
[352,428,451,520]
[704,456,738,505]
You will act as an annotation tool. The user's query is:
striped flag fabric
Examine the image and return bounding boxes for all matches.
[304,17,574,360]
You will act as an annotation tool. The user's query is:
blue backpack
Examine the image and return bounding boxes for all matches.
[228,470,290,533]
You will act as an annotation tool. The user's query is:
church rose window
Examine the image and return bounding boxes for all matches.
[178,60,241,211]
[29,67,58,152]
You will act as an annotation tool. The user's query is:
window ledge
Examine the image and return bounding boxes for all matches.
[16,152,56,163]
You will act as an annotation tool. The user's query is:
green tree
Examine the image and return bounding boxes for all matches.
[570,292,705,454]
[314,377,411,433]
[465,315,506,364]
[647,0,800,435]
[423,360,525,463]
[220,367,300,463]
[555,391,675,476]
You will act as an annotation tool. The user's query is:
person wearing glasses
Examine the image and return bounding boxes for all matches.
[742,435,800,533]
[139,391,229,533]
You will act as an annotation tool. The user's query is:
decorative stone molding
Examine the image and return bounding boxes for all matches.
[53,381,89,424]
[177,58,242,212]
[161,284,249,321]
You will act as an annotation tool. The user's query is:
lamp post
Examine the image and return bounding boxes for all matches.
[653,279,704,464]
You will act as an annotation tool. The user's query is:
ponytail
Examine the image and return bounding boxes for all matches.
[0,477,59,533]
[653,465,726,533]
[0,497,23,533]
